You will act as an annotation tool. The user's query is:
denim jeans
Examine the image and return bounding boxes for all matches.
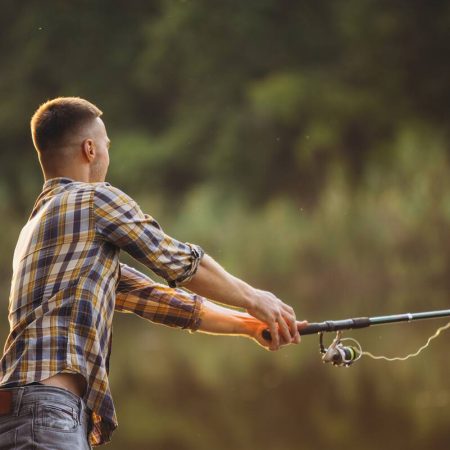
[0,382,92,449]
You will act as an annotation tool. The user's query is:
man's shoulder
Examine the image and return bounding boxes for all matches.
[92,182,132,201]
[90,182,138,214]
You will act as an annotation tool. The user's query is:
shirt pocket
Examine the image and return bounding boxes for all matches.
[34,403,78,432]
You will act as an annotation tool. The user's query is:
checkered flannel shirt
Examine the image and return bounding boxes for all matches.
[0,178,205,446]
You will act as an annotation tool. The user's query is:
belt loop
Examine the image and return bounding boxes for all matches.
[13,387,25,416]
[77,396,83,425]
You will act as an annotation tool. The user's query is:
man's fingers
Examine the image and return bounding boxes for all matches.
[285,311,299,340]
[260,319,308,349]
[277,314,292,344]
[281,303,295,315]
[281,312,298,342]
[283,305,300,343]
[269,322,280,351]
[280,304,299,340]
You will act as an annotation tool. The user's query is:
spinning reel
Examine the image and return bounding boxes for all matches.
[319,331,361,367]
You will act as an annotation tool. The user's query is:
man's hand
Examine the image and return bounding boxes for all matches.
[250,319,309,351]
[183,254,302,350]
[197,299,308,351]
[246,288,300,351]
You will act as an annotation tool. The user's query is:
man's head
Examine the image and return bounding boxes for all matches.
[31,97,110,182]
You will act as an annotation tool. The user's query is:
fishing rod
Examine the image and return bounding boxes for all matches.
[262,309,450,367]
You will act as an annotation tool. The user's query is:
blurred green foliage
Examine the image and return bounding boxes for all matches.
[0,1,449,449]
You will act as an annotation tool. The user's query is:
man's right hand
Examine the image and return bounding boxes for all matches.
[251,319,309,350]
[246,288,300,351]
[196,298,308,351]
[183,254,302,350]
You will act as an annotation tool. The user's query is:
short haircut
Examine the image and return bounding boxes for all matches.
[31,97,102,154]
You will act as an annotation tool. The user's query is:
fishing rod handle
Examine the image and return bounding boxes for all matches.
[262,317,371,341]
[261,323,324,341]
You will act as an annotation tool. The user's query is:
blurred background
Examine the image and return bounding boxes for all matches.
[1,1,450,448]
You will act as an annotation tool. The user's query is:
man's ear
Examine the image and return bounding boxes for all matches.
[81,139,96,162]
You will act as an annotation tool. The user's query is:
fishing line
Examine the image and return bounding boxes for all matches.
[359,320,450,362]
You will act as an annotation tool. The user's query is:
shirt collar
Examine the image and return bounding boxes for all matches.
[29,178,76,220]
[42,177,75,190]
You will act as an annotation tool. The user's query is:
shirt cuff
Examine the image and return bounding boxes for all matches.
[167,244,204,288]
[186,294,204,333]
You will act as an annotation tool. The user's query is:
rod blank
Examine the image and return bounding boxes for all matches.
[262,309,450,341]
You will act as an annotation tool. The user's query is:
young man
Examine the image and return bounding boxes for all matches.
[0,97,306,448]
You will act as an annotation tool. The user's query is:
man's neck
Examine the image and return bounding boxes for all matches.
[43,168,90,183]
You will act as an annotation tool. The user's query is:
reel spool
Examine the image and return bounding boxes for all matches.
[319,331,362,367]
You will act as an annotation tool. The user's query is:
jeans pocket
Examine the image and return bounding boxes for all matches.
[35,404,79,432]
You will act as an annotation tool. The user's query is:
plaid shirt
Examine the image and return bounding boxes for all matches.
[0,178,204,446]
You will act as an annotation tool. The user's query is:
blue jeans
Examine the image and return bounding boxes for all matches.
[0,382,92,449]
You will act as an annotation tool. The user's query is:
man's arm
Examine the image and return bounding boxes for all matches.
[116,264,306,349]
[183,254,300,351]
[94,185,300,350]
[94,184,204,288]
[115,264,203,330]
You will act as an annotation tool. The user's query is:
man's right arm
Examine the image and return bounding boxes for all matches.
[182,254,300,351]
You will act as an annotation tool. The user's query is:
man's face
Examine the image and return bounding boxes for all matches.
[89,117,110,182]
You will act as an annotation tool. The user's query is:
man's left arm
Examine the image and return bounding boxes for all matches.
[115,263,203,331]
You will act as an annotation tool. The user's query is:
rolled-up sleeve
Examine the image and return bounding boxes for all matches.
[93,184,204,287]
[115,263,204,331]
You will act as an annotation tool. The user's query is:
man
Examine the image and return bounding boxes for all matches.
[0,97,306,448]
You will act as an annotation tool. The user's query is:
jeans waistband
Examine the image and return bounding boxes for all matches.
[0,382,91,428]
